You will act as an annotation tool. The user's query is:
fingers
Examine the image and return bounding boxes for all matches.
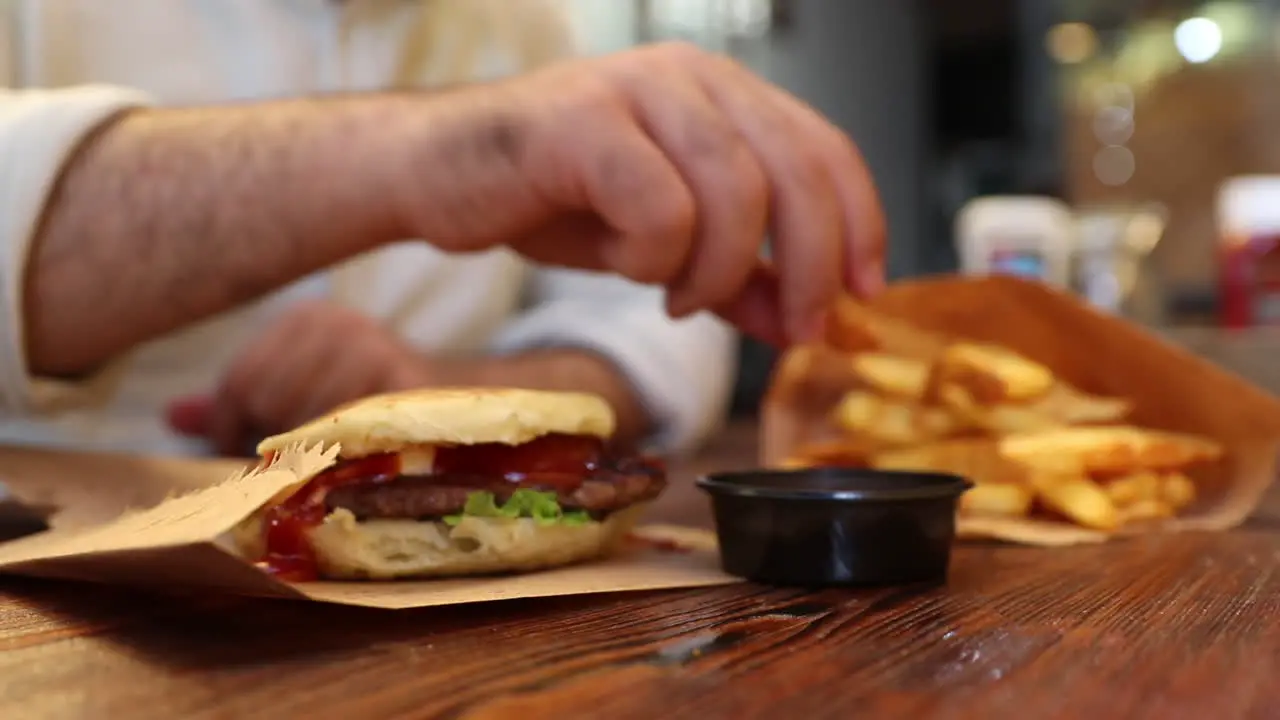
[208,394,252,457]
[210,344,268,456]
[833,139,886,296]
[166,395,214,437]
[522,97,697,284]
[581,126,696,286]
[211,311,328,454]
[753,79,887,296]
[684,53,846,343]
[613,69,769,317]
[200,304,432,458]
[295,342,386,423]
[514,214,613,272]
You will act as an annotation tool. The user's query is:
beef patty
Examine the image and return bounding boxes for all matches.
[325,466,667,521]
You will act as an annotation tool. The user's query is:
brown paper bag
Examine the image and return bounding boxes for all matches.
[0,444,735,608]
[762,275,1280,546]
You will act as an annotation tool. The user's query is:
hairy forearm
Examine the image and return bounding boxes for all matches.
[25,96,425,377]
[437,350,654,450]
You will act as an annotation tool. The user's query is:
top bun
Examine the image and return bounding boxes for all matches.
[256,387,616,458]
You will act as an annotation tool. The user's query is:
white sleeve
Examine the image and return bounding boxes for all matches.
[0,86,154,414]
[489,267,739,455]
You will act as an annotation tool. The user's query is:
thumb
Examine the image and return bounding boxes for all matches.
[166,395,215,437]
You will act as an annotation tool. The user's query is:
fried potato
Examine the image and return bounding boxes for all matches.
[919,408,958,437]
[1160,472,1197,511]
[940,382,1131,435]
[833,392,913,444]
[1117,499,1174,525]
[826,296,945,357]
[832,391,956,446]
[1104,471,1162,507]
[930,342,1055,404]
[938,385,1065,435]
[999,426,1223,476]
[786,439,878,468]
[850,353,930,401]
[1029,472,1121,531]
[872,438,1027,486]
[960,483,1035,517]
[1025,383,1132,426]
[872,440,1036,517]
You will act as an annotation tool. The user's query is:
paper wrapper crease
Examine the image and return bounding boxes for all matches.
[761,275,1280,546]
[0,444,734,608]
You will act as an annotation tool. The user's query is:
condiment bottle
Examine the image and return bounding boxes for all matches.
[955,195,1075,288]
[1217,175,1280,328]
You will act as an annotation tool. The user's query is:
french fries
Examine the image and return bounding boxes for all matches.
[1026,384,1133,426]
[1117,498,1175,526]
[850,353,930,401]
[783,304,1223,538]
[871,439,1027,486]
[1028,472,1120,532]
[1000,426,1222,476]
[959,483,1035,517]
[783,439,880,468]
[1161,472,1197,510]
[937,385,1064,435]
[929,342,1055,404]
[1103,471,1161,507]
[831,392,955,446]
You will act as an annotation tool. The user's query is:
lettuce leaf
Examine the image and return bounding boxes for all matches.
[443,489,592,527]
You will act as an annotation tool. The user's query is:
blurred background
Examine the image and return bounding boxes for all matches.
[563,0,1280,413]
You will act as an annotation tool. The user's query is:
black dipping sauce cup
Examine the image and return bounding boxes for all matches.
[696,468,972,587]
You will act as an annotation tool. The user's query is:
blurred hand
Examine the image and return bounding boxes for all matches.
[167,301,431,456]
[394,42,886,346]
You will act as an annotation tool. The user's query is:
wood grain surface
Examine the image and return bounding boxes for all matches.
[2,422,1280,719]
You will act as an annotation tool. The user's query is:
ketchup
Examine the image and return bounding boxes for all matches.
[260,452,401,581]
[1219,230,1280,328]
[433,434,604,490]
[257,434,607,581]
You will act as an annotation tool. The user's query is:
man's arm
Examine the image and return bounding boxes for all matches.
[23,95,431,378]
[14,40,887,411]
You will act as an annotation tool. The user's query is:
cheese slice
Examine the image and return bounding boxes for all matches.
[398,446,437,475]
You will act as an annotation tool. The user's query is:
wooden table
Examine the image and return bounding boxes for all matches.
[2,421,1280,719]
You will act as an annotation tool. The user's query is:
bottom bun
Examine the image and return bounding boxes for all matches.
[233,504,645,580]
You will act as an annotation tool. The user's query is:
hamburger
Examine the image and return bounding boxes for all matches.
[233,388,667,581]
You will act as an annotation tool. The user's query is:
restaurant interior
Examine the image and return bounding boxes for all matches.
[2,1,1280,717]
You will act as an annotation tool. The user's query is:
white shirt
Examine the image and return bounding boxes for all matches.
[0,0,737,457]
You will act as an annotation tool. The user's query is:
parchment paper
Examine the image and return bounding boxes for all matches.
[0,444,736,608]
[762,275,1280,545]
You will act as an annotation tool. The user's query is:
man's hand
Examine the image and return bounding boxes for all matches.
[166,302,434,455]
[166,302,655,456]
[391,42,886,347]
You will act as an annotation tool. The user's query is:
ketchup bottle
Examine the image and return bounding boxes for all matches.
[1218,176,1280,328]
